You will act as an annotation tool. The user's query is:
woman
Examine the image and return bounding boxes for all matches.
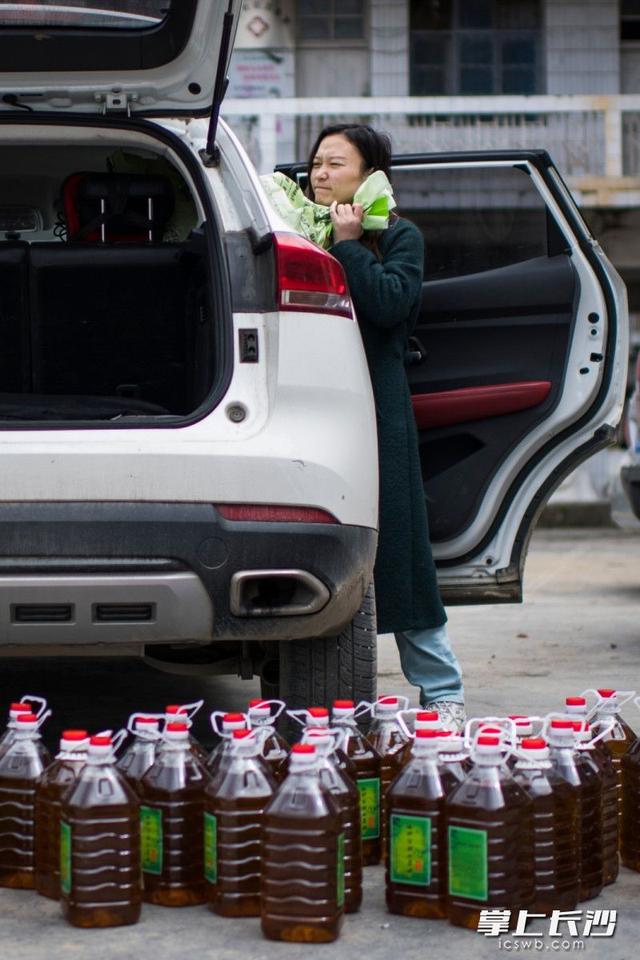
[308,123,465,730]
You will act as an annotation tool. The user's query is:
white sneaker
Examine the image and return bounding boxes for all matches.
[421,700,466,733]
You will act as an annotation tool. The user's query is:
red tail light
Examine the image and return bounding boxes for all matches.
[273,232,353,318]
[216,504,338,524]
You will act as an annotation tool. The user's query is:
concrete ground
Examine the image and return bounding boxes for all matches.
[1,525,640,959]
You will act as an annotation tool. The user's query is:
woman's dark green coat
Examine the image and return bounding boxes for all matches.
[330,218,446,634]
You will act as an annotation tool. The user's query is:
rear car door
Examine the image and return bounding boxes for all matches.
[276,151,627,604]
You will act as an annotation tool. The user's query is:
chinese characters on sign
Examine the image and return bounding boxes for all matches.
[477,908,617,940]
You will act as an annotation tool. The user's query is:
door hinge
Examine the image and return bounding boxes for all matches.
[95,91,137,116]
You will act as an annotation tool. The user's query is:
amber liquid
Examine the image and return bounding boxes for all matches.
[550,745,603,902]
[446,766,533,931]
[261,766,344,942]
[318,756,362,914]
[340,723,382,866]
[600,718,635,851]
[205,754,276,916]
[0,739,47,889]
[255,727,289,783]
[138,745,209,906]
[386,755,447,919]
[61,763,141,927]
[621,738,640,871]
[34,756,85,900]
[367,719,408,862]
[589,744,619,885]
[512,765,580,913]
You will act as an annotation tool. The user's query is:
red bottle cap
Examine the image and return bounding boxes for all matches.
[166,722,188,733]
[333,700,354,709]
[10,702,31,712]
[248,699,268,709]
[378,696,398,705]
[521,738,547,750]
[550,719,573,729]
[223,713,245,723]
[597,689,616,697]
[307,707,329,717]
[566,697,587,706]
[416,711,439,722]
[291,743,315,754]
[508,714,527,719]
[136,716,159,725]
[480,726,502,734]
[415,728,441,739]
[62,729,89,740]
[16,713,38,723]
[232,729,252,740]
[165,704,186,714]
[477,735,500,747]
[571,721,590,731]
[90,735,112,746]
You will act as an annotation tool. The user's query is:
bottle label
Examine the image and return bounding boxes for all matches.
[358,777,381,840]
[203,812,217,884]
[336,832,345,908]
[448,825,488,901]
[140,805,163,875]
[390,813,431,885]
[60,820,72,895]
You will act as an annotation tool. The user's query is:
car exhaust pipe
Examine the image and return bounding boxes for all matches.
[230,569,330,617]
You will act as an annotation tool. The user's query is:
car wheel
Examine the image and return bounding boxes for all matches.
[260,582,377,721]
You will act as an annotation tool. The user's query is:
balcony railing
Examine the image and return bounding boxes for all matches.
[222,94,640,207]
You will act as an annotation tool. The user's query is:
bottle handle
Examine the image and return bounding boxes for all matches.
[354,700,373,719]
[301,727,344,753]
[21,694,48,719]
[111,728,128,754]
[634,696,640,712]
[464,716,516,746]
[174,699,204,723]
[590,717,616,746]
[286,708,311,727]
[251,699,286,720]
[397,709,418,740]
[209,709,249,738]
[35,708,52,731]
[126,711,164,739]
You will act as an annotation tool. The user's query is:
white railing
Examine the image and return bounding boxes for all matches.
[222,94,640,205]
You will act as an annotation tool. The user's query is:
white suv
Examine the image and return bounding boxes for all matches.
[0,2,628,711]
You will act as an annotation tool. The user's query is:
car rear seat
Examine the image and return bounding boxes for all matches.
[0,243,30,393]
[28,243,201,413]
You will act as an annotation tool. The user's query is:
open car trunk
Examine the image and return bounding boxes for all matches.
[0,124,223,424]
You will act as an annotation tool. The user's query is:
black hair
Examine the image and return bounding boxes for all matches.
[305,123,392,201]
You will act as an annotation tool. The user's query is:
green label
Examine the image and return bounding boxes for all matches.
[358,777,381,840]
[336,832,345,908]
[390,814,431,886]
[204,812,217,884]
[448,826,488,901]
[140,805,163,875]
[60,820,71,895]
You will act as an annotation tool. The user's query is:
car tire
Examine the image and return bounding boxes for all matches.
[261,582,377,720]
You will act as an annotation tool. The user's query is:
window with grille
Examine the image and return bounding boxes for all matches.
[410,0,542,95]
[296,0,366,43]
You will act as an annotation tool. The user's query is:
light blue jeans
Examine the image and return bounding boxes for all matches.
[394,623,464,706]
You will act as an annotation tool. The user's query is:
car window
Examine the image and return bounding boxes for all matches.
[0,1,166,28]
[391,164,550,281]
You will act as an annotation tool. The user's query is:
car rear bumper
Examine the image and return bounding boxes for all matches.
[0,502,377,647]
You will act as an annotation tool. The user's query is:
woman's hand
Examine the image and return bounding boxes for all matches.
[330,201,364,243]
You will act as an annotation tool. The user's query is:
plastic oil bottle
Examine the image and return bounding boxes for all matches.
[399,710,441,765]
[304,727,362,914]
[366,695,410,857]
[205,729,276,917]
[332,699,383,866]
[165,700,209,765]
[0,700,39,759]
[117,713,164,789]
[34,730,89,900]
[621,696,640,871]
[247,699,288,782]
[206,711,249,777]
[60,732,141,928]
[512,736,580,913]
[436,731,470,792]
[386,728,448,919]
[261,743,344,943]
[547,718,603,902]
[0,710,52,889]
[446,732,533,931]
[585,688,636,846]
[137,721,210,906]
